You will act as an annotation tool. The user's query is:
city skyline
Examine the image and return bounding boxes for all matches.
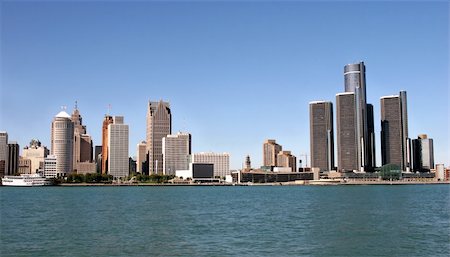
[1,1,448,169]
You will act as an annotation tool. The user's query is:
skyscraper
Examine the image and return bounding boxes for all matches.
[136,141,147,173]
[263,139,282,167]
[412,134,434,172]
[101,115,114,174]
[336,92,357,172]
[71,103,94,172]
[107,116,129,178]
[23,139,49,173]
[309,101,334,171]
[0,131,8,177]
[342,62,375,171]
[380,91,410,171]
[51,109,74,176]
[146,100,171,174]
[94,145,102,173]
[7,142,19,175]
[162,132,191,175]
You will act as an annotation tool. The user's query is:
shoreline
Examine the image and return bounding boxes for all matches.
[54,181,450,187]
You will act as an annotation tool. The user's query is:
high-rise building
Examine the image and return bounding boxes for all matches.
[7,142,19,175]
[107,116,129,178]
[0,131,8,177]
[136,141,147,173]
[277,151,297,172]
[263,139,282,167]
[22,139,49,174]
[309,101,334,171]
[192,152,230,178]
[380,91,410,171]
[412,134,434,172]
[43,155,57,178]
[94,145,102,173]
[18,157,32,174]
[51,110,74,176]
[146,100,171,174]
[101,115,114,174]
[343,62,376,171]
[336,92,357,172]
[162,132,191,175]
[72,105,94,173]
[71,103,94,173]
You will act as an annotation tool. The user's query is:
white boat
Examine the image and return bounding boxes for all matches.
[1,173,52,186]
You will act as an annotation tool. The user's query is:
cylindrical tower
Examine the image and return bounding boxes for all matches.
[51,110,74,176]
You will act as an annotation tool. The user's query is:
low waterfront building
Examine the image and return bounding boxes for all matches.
[76,162,97,175]
[175,163,215,182]
[234,169,314,183]
[192,152,230,178]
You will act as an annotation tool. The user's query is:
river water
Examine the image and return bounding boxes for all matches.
[1,185,449,256]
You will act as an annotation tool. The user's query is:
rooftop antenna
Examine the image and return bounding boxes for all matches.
[107,104,112,115]
[75,100,78,110]
[61,105,67,111]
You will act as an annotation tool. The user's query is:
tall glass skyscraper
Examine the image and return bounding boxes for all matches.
[146,100,172,175]
[309,101,334,171]
[380,91,410,171]
[342,62,375,172]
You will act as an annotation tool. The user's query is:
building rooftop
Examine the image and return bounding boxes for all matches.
[380,95,399,99]
[55,111,71,118]
[336,92,355,96]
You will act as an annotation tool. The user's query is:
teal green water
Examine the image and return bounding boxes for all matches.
[1,185,449,256]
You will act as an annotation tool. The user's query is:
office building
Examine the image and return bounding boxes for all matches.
[162,132,191,175]
[343,62,376,171]
[44,155,57,178]
[51,109,74,176]
[380,91,410,171]
[277,151,297,173]
[108,116,129,178]
[192,152,230,178]
[129,157,137,174]
[18,157,32,174]
[136,141,147,173]
[336,92,358,172]
[7,142,19,175]
[101,115,114,174]
[263,139,282,167]
[22,139,49,174]
[0,131,8,177]
[146,100,172,174]
[412,134,434,172]
[71,103,94,173]
[94,145,102,173]
[309,101,334,171]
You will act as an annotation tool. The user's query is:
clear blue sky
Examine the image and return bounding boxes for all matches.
[1,1,449,169]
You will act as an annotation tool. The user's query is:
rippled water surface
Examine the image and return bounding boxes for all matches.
[1,185,449,256]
